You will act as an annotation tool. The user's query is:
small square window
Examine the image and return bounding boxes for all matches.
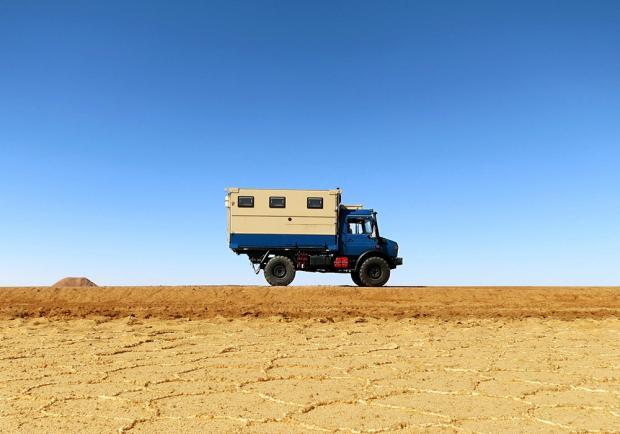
[238,196,254,208]
[269,196,286,208]
[307,197,323,209]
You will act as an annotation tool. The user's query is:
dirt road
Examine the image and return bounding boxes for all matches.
[1,286,619,319]
[1,287,619,432]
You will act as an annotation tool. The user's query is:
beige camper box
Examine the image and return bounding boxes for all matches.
[225,188,341,250]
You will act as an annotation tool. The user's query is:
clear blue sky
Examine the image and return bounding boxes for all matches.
[1,1,619,286]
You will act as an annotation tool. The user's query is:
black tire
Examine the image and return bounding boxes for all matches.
[351,270,364,286]
[358,257,390,287]
[264,256,296,286]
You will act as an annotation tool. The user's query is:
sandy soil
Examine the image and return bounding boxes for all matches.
[1,286,619,320]
[1,287,619,433]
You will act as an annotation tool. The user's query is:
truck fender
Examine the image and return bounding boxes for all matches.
[354,251,391,272]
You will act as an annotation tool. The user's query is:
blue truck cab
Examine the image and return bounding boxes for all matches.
[340,208,399,259]
[226,188,402,286]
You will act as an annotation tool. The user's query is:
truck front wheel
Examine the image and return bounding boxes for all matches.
[358,257,390,287]
[264,256,296,286]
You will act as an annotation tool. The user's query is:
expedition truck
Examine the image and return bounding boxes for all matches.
[225,188,402,286]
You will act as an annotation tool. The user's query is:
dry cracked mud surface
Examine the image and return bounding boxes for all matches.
[1,315,619,433]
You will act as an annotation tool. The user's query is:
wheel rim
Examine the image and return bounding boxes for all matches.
[273,264,287,278]
[368,265,381,279]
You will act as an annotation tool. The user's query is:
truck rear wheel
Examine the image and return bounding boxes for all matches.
[359,257,390,287]
[351,270,364,286]
[264,256,296,286]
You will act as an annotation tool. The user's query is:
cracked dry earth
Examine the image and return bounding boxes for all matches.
[1,317,619,433]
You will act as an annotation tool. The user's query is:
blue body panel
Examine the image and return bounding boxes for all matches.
[230,233,337,251]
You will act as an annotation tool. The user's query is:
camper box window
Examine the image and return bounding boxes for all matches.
[269,196,286,208]
[238,196,254,208]
[307,197,323,209]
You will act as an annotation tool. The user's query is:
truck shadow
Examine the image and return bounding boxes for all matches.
[342,285,428,288]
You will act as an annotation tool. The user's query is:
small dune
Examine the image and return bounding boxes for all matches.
[52,277,98,288]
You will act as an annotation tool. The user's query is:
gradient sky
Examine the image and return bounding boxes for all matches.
[1,1,619,286]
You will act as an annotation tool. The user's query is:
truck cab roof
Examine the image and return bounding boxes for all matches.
[342,208,375,217]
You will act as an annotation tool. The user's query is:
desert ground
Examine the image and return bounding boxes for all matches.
[1,286,619,433]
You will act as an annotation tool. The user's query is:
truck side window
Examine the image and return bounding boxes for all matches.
[348,222,361,234]
[238,196,254,208]
[307,197,323,209]
[269,196,286,208]
[348,218,373,235]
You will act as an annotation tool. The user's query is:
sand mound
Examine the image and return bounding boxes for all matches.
[52,277,98,288]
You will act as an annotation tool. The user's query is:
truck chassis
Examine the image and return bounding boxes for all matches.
[238,248,402,287]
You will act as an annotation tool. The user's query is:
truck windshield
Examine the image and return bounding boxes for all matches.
[364,219,373,235]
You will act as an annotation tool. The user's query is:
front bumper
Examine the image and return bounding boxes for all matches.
[393,257,403,266]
